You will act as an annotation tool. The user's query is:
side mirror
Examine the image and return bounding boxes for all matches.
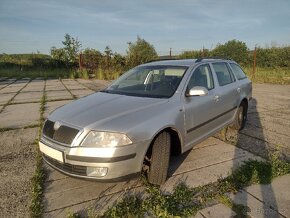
[186,86,209,97]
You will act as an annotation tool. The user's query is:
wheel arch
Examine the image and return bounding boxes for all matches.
[141,126,182,171]
[240,98,248,112]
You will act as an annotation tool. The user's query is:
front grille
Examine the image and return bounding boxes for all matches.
[42,120,79,145]
[43,154,87,176]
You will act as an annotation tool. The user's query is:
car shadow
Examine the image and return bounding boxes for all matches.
[225,98,280,217]
[168,150,191,177]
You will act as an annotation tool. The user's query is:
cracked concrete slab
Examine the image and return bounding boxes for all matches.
[0,80,13,88]
[44,165,68,182]
[0,79,17,90]
[195,203,236,218]
[21,79,44,92]
[43,176,142,217]
[46,90,73,101]
[162,138,262,193]
[0,103,40,129]
[76,79,109,91]
[243,174,290,217]
[0,82,28,94]
[0,92,15,105]
[46,79,66,91]
[44,186,145,218]
[70,89,94,98]
[44,100,73,118]
[61,79,86,90]
[0,128,38,217]
[228,189,280,218]
[12,91,43,103]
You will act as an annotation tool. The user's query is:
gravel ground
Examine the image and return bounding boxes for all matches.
[0,128,38,217]
[217,84,290,160]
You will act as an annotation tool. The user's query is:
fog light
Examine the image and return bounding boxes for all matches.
[86,167,108,177]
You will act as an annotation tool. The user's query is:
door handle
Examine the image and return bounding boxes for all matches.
[214,95,220,102]
[237,88,241,93]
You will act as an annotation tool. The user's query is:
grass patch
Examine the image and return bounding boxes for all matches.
[244,67,290,84]
[96,153,290,218]
[0,66,74,79]
[218,195,249,217]
[29,80,47,217]
[93,69,121,80]
[0,124,40,133]
[0,66,121,80]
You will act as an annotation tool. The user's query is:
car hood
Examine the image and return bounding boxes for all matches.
[48,92,168,129]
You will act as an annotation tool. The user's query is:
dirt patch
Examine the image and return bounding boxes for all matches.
[0,128,38,217]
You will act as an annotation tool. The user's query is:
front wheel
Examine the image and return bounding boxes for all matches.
[232,103,247,130]
[146,132,171,186]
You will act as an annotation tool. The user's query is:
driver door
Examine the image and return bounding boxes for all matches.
[183,64,220,150]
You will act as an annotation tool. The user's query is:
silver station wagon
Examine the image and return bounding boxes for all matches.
[39,58,252,185]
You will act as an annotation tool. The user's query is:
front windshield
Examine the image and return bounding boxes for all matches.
[102,65,188,98]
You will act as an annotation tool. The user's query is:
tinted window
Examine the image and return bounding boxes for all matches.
[187,64,214,90]
[212,62,234,86]
[230,63,247,80]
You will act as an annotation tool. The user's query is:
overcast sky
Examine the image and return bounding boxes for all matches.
[0,0,289,55]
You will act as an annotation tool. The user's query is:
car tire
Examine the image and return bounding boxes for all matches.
[233,102,247,130]
[148,131,171,186]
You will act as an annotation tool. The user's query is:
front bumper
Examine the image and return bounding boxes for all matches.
[39,137,150,180]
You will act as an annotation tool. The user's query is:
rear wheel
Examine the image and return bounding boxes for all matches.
[233,102,247,130]
[144,132,171,185]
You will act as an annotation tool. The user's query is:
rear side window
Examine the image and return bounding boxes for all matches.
[212,62,234,86]
[230,63,247,80]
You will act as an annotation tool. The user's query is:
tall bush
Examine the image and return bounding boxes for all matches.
[126,36,158,68]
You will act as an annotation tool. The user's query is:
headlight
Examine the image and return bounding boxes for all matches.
[81,131,132,147]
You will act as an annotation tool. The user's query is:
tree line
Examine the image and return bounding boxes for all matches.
[179,40,290,68]
[1,34,289,75]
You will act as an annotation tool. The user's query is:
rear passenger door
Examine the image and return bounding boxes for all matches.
[211,62,239,126]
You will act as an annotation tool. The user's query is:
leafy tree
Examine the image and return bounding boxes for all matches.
[126,36,158,68]
[112,53,126,70]
[82,48,103,69]
[50,34,81,67]
[179,49,210,59]
[51,47,66,61]
[254,46,290,68]
[62,33,82,63]
[211,39,249,65]
[103,46,113,69]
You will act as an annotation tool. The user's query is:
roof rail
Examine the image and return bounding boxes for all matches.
[195,57,232,63]
[145,58,178,63]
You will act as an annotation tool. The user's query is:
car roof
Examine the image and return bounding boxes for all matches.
[142,59,196,67]
[141,58,236,68]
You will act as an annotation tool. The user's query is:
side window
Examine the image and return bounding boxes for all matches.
[230,63,247,80]
[212,62,234,86]
[187,64,214,90]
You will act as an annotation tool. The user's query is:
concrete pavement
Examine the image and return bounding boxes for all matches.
[0,78,289,217]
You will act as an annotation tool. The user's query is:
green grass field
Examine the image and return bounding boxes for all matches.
[0,67,122,80]
[244,67,290,84]
[1,66,290,84]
